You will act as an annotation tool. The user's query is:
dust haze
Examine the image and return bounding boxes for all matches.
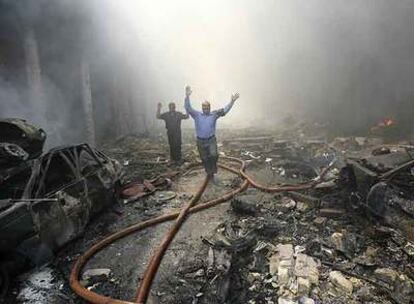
[1,0,414,144]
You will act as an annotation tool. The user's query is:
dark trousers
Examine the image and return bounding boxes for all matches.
[167,132,182,161]
[197,136,218,176]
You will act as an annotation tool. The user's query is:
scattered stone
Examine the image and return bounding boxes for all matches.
[354,246,378,266]
[296,201,310,212]
[394,274,414,303]
[298,297,315,304]
[278,298,297,304]
[279,197,297,212]
[319,208,345,219]
[313,217,327,227]
[330,231,357,258]
[297,277,311,296]
[328,271,353,295]
[374,268,398,286]
[403,242,414,257]
[269,244,294,286]
[356,286,373,302]
[82,268,111,281]
[294,254,319,284]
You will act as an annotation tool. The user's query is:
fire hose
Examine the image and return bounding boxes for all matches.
[70,157,335,304]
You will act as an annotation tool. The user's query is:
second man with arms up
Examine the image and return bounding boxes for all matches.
[156,102,189,165]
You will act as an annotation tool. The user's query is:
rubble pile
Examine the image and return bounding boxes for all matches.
[152,132,414,304]
[1,122,414,303]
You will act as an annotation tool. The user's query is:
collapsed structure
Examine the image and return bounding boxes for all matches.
[2,119,413,304]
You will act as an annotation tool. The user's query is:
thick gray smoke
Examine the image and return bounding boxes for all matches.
[1,0,414,144]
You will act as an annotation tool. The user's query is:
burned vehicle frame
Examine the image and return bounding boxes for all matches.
[0,118,46,160]
[340,147,414,240]
[0,143,124,283]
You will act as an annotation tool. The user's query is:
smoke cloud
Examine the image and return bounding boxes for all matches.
[1,0,414,144]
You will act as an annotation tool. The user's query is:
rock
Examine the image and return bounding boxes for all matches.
[279,197,296,212]
[394,274,414,303]
[298,297,315,304]
[82,268,111,281]
[374,268,398,286]
[404,242,414,257]
[278,298,297,304]
[278,261,292,285]
[354,246,378,266]
[313,217,327,227]
[296,201,310,212]
[319,208,345,219]
[294,254,319,285]
[330,231,357,258]
[329,271,353,295]
[278,244,294,258]
[356,286,373,302]
[297,277,311,296]
[330,232,344,251]
[269,244,294,285]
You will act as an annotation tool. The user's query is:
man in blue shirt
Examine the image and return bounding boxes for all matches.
[184,85,240,179]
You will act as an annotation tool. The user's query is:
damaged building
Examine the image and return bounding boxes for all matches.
[1,1,414,304]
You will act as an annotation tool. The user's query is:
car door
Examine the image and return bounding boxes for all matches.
[28,150,91,254]
[76,145,116,214]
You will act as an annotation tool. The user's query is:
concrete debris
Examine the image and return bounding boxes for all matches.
[294,254,319,285]
[278,298,297,304]
[298,297,315,304]
[312,217,327,227]
[328,271,353,295]
[374,268,398,286]
[82,268,111,281]
[330,231,358,258]
[279,197,297,212]
[3,121,414,304]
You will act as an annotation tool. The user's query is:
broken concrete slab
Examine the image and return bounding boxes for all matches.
[269,244,294,285]
[294,253,319,285]
[297,277,311,296]
[374,268,398,286]
[82,268,111,281]
[328,271,353,295]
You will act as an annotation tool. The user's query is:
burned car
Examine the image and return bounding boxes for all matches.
[0,143,124,269]
[0,118,46,160]
[340,146,414,240]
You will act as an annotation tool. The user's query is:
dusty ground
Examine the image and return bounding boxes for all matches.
[8,128,414,304]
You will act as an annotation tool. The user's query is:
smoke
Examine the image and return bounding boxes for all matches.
[90,0,414,133]
[1,0,414,145]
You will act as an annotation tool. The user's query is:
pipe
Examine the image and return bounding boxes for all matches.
[70,158,331,304]
[134,162,246,303]
[134,175,209,302]
[69,162,246,304]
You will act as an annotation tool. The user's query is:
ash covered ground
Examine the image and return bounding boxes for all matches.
[6,125,414,304]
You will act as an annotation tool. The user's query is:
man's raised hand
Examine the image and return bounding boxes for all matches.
[231,92,240,102]
[185,85,192,97]
[157,102,162,109]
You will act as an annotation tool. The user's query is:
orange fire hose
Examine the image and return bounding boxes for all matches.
[70,157,333,304]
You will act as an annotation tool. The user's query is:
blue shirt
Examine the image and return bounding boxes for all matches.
[185,96,235,139]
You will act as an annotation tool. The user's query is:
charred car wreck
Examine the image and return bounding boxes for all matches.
[340,146,414,240]
[0,120,124,291]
